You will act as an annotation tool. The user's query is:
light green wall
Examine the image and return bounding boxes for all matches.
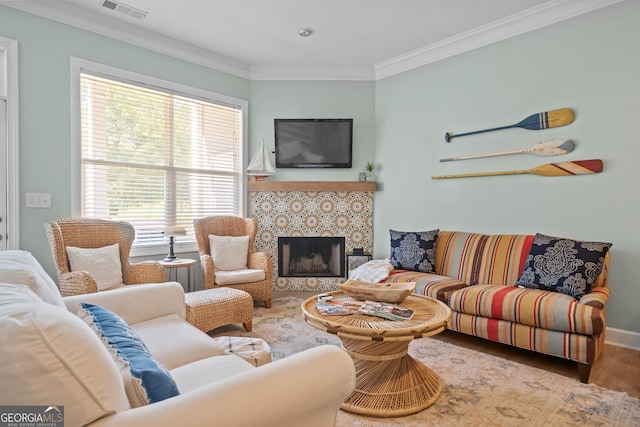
[374,1,640,333]
[2,3,638,334]
[249,80,375,181]
[0,5,250,275]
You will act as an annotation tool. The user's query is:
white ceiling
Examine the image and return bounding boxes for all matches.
[2,0,622,80]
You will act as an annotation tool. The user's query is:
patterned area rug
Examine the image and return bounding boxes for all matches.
[210,297,640,426]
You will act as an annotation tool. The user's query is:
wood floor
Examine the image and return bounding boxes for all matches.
[273,291,640,398]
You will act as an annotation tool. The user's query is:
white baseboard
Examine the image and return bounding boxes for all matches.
[605,327,640,351]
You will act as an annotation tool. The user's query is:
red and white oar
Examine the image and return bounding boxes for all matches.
[432,159,603,179]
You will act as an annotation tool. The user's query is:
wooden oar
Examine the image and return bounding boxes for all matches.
[440,139,574,162]
[432,159,603,179]
[445,108,575,142]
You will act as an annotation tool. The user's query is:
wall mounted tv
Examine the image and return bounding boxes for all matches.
[274,118,353,168]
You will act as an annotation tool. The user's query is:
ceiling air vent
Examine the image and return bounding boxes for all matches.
[101,0,147,20]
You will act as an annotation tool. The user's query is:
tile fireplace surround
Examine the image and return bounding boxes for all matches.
[248,181,376,292]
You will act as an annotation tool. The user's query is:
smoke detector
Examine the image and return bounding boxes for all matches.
[101,0,147,20]
[298,27,315,37]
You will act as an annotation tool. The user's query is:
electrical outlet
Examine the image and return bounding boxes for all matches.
[26,192,51,208]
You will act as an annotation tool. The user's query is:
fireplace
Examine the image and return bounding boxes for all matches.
[249,181,374,291]
[278,237,345,277]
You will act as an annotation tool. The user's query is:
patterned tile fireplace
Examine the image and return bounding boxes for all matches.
[248,181,376,292]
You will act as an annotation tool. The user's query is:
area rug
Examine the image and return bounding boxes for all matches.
[210,297,640,426]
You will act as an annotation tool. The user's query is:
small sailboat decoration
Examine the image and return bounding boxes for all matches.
[247,139,276,181]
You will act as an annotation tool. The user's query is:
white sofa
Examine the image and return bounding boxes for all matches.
[0,250,356,427]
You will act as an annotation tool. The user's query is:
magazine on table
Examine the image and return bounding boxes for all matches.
[316,297,415,320]
[357,300,415,321]
[315,297,365,315]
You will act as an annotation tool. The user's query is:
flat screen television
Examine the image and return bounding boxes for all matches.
[274,118,353,168]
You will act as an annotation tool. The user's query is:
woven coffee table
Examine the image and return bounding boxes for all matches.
[301,291,452,418]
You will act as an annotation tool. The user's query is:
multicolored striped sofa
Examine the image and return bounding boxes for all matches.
[386,230,611,383]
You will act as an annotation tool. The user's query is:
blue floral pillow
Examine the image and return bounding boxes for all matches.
[389,229,439,273]
[515,233,612,299]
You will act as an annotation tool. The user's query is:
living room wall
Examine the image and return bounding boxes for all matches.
[1,3,638,342]
[248,79,375,181]
[0,5,250,275]
[373,1,640,337]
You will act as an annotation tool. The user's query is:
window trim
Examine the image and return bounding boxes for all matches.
[70,57,248,257]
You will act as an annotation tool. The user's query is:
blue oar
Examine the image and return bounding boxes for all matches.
[445,108,575,142]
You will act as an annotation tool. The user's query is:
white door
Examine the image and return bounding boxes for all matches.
[0,99,6,250]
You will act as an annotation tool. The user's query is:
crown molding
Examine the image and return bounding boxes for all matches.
[2,0,625,81]
[375,0,625,80]
[2,1,251,79]
[250,64,374,81]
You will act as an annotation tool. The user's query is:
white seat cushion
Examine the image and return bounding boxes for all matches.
[214,268,265,285]
[169,355,254,393]
[131,314,227,370]
[0,283,130,427]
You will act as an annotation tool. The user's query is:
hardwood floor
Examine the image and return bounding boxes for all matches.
[273,291,640,398]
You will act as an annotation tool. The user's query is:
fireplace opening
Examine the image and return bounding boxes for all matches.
[278,237,345,277]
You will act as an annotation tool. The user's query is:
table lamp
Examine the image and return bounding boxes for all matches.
[163,226,187,262]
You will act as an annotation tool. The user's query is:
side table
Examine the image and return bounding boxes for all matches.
[159,258,197,292]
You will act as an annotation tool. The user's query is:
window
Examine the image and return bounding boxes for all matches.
[72,59,247,255]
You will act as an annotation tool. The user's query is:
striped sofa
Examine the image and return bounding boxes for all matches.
[385,230,610,383]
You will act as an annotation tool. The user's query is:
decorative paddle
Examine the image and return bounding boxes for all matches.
[445,108,575,142]
[440,139,574,162]
[432,159,603,179]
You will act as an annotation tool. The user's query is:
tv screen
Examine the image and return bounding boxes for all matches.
[274,118,353,168]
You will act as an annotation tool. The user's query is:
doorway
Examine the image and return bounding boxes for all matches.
[0,99,6,250]
[1,37,19,250]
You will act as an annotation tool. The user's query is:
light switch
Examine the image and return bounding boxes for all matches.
[26,193,51,208]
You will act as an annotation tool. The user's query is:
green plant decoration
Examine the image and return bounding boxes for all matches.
[365,162,375,181]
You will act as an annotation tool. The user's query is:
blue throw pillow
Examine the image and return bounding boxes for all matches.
[515,233,612,299]
[78,303,179,407]
[389,229,439,273]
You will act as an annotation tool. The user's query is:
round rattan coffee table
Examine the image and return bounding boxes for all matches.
[301,291,452,418]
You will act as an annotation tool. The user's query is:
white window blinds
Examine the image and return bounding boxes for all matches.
[79,72,243,246]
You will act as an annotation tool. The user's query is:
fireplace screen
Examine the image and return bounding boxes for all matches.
[278,237,345,277]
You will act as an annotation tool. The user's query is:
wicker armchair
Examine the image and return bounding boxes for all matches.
[194,216,272,308]
[45,218,167,296]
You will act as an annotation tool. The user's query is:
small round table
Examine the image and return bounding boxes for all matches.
[301,291,452,418]
[159,258,197,292]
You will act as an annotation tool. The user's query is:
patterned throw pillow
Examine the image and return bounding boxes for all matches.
[78,303,180,407]
[515,233,612,299]
[389,229,439,273]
